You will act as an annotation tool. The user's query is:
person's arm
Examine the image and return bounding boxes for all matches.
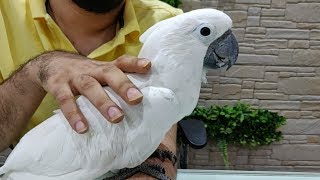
[128,125,177,180]
[0,50,151,152]
[159,125,178,179]
[0,63,46,151]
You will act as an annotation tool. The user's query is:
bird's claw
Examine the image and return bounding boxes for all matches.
[105,162,170,180]
[105,149,177,180]
[149,149,177,166]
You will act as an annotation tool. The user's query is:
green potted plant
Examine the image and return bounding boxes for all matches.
[186,102,286,167]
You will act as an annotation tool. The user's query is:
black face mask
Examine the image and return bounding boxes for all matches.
[72,0,124,14]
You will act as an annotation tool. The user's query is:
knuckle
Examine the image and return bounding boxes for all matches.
[64,110,79,121]
[117,80,133,94]
[117,54,132,61]
[46,77,64,89]
[96,98,113,110]
[95,99,106,109]
[115,55,135,65]
[78,75,97,91]
[54,90,74,105]
[101,64,119,73]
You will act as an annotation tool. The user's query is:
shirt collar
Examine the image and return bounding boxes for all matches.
[120,0,140,36]
[88,0,141,58]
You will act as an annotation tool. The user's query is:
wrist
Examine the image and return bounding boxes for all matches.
[25,50,84,89]
[24,58,47,95]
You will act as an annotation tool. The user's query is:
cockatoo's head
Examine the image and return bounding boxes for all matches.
[140,8,239,71]
[181,9,239,70]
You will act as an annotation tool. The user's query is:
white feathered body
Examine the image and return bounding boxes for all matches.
[0,9,233,180]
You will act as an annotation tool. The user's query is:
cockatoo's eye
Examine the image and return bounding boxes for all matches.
[200,27,211,36]
[193,23,216,45]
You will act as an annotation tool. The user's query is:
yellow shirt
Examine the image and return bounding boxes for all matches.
[0,0,182,134]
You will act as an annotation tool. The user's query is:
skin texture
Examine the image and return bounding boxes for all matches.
[47,0,125,56]
[128,125,178,180]
[0,0,177,179]
[0,60,47,152]
[0,51,150,148]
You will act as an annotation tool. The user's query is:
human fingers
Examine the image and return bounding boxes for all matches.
[112,55,151,74]
[73,74,124,123]
[92,63,144,105]
[52,85,88,133]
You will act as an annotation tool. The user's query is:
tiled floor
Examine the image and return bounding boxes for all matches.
[0,148,11,167]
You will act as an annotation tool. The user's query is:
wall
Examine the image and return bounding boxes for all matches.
[181,0,320,172]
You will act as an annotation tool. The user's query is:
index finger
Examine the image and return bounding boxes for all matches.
[74,74,125,123]
[52,86,88,134]
[94,55,151,73]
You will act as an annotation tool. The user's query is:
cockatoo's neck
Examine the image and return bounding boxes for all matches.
[150,52,206,115]
[138,30,210,116]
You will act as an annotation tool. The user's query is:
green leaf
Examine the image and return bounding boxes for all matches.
[240,113,245,122]
[184,102,287,167]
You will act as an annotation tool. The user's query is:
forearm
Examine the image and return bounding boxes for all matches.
[0,61,46,151]
[129,124,177,179]
[158,124,177,179]
[160,124,177,154]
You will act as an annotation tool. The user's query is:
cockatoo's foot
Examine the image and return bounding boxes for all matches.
[106,149,177,180]
[105,162,170,180]
[149,149,177,166]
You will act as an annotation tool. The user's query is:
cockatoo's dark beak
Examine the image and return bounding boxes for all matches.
[203,29,239,70]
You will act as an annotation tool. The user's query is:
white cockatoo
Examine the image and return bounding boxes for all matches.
[0,8,238,180]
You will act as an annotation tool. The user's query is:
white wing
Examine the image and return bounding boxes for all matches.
[110,86,181,169]
[0,114,82,178]
[94,85,182,180]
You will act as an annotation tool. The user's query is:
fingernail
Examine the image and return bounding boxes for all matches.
[75,121,87,133]
[127,88,143,103]
[137,59,151,68]
[108,106,124,122]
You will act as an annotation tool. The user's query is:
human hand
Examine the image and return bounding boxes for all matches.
[27,51,151,133]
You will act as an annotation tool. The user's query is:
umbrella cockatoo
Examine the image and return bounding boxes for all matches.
[0,8,238,180]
